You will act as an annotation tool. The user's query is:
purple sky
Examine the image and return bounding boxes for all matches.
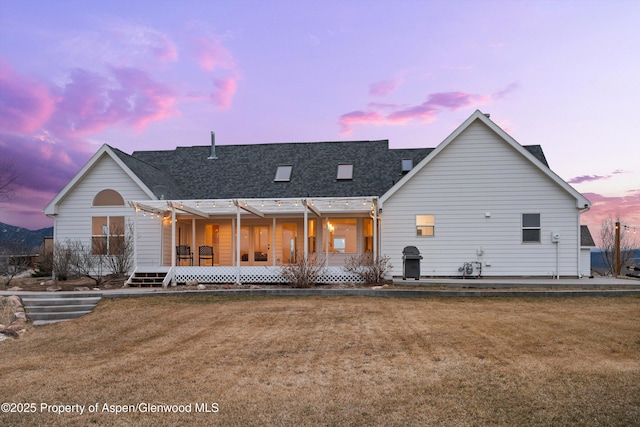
[1,0,639,245]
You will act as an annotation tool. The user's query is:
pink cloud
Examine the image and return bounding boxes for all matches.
[369,78,401,96]
[580,191,640,247]
[0,57,57,134]
[339,111,384,135]
[569,170,627,184]
[49,67,178,137]
[569,174,611,184]
[337,80,526,135]
[111,67,180,131]
[210,77,238,109]
[340,90,487,134]
[193,37,235,72]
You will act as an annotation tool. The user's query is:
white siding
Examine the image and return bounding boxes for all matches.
[54,153,161,269]
[580,248,592,277]
[381,121,582,278]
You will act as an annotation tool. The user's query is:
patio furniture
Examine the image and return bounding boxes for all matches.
[176,245,193,265]
[199,245,214,266]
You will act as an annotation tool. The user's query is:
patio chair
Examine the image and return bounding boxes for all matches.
[176,245,193,266]
[199,245,214,266]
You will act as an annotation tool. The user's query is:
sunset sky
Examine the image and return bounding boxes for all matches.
[1,0,638,246]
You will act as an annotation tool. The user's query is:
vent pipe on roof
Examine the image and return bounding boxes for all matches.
[208,131,218,159]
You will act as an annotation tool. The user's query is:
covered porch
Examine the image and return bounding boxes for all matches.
[129,196,379,285]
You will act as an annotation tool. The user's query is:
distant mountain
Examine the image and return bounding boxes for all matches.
[0,222,53,252]
[591,248,640,269]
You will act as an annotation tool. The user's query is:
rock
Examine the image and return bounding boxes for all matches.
[93,288,101,291]
[45,279,56,287]
[74,286,90,291]
[196,284,206,290]
[7,295,22,308]
[186,280,199,286]
[7,286,23,291]
[47,285,61,292]
[13,312,26,320]
[0,329,19,338]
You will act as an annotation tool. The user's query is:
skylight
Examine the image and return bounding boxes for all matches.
[337,164,353,180]
[274,165,293,181]
[401,159,413,172]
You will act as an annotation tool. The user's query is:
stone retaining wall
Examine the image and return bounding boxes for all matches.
[0,295,27,341]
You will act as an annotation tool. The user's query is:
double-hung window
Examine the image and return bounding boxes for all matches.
[522,213,541,243]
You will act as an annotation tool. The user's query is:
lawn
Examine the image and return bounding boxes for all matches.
[1,295,638,426]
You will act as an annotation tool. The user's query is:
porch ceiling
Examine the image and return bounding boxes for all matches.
[130,196,377,218]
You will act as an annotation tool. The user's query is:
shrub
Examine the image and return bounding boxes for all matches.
[280,253,325,288]
[344,253,393,285]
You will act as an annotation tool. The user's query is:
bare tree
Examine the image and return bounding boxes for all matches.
[68,240,106,286]
[0,158,20,203]
[0,241,34,288]
[599,216,639,276]
[104,222,134,276]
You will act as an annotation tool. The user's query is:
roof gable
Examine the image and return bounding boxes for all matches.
[380,110,591,209]
[44,144,158,215]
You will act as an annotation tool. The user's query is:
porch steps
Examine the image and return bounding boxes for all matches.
[21,293,102,325]
[128,271,167,287]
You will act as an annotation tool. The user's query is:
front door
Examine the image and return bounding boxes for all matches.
[240,225,270,265]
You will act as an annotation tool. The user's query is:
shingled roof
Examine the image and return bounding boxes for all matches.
[112,140,550,200]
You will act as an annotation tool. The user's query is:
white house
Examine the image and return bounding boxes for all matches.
[44,110,592,284]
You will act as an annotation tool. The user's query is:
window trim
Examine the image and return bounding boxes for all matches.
[93,189,125,206]
[522,213,541,243]
[92,215,125,255]
[416,214,435,237]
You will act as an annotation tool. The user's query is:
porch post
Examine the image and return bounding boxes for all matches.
[373,198,378,261]
[303,204,308,259]
[171,206,176,267]
[324,216,329,268]
[236,201,241,284]
[192,218,196,266]
[272,217,277,266]
[133,207,138,270]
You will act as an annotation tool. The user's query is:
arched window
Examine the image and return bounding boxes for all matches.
[93,189,124,206]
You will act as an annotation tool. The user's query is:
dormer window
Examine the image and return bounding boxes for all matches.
[274,165,292,182]
[401,159,413,173]
[337,164,353,180]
